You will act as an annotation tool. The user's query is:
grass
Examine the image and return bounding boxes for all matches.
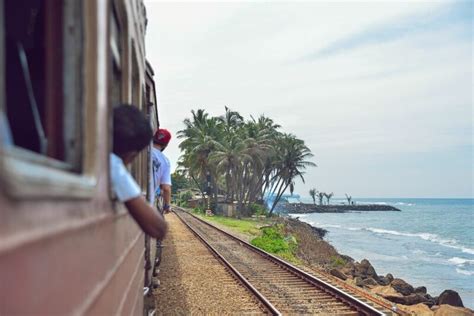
[194,211,301,264]
[194,213,268,236]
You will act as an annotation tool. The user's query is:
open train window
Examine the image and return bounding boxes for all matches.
[0,0,90,198]
[1,0,82,169]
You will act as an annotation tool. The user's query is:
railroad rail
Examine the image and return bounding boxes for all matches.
[173,207,391,315]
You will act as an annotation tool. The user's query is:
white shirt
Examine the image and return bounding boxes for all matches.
[110,153,141,202]
[151,147,171,202]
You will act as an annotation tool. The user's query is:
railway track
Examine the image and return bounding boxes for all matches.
[173,207,392,316]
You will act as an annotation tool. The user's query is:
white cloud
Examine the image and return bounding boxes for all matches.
[144,0,473,197]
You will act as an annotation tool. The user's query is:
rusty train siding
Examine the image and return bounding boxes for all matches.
[154,213,267,315]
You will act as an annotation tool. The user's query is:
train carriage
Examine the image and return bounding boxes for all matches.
[0,0,158,314]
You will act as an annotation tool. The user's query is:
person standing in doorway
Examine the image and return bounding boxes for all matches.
[151,128,172,213]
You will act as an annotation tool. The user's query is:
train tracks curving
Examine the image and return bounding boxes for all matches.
[173,207,391,316]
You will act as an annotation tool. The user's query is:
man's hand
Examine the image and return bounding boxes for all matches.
[125,196,168,240]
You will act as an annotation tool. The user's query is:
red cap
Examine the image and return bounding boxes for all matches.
[153,128,172,146]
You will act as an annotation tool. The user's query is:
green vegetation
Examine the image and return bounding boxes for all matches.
[195,213,266,236]
[251,224,300,264]
[196,212,300,264]
[176,190,193,207]
[330,256,347,268]
[309,188,317,205]
[177,107,315,216]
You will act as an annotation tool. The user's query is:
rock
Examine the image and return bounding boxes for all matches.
[342,262,356,277]
[437,290,464,307]
[377,276,391,286]
[404,303,434,315]
[391,278,414,296]
[329,268,348,281]
[424,294,437,307]
[354,276,364,287]
[415,286,427,294]
[386,273,394,282]
[370,285,401,297]
[383,293,429,305]
[363,277,378,287]
[432,304,474,316]
[354,259,378,280]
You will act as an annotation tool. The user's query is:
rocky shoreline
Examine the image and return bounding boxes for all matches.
[282,217,473,315]
[276,202,401,213]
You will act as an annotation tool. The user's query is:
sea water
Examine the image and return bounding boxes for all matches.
[290,198,474,308]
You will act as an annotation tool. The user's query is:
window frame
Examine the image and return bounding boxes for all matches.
[0,0,96,199]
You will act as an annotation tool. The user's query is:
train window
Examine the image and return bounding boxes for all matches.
[110,6,122,107]
[2,0,82,169]
[0,0,92,198]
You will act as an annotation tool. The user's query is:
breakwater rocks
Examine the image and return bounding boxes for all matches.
[330,259,473,314]
[277,202,401,213]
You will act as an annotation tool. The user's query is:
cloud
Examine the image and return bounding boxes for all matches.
[300,0,472,60]
[144,0,473,197]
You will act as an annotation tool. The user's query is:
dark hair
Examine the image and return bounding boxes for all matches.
[113,104,153,155]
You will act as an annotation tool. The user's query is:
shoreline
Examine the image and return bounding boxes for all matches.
[284,215,473,314]
[276,202,402,213]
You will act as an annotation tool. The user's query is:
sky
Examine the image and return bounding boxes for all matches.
[144,0,473,198]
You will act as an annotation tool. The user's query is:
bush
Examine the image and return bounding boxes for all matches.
[250,225,297,253]
[250,203,267,217]
[330,256,347,268]
[177,190,193,206]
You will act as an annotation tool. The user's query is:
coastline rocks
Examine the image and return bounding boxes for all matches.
[329,268,348,280]
[353,259,379,281]
[437,290,464,307]
[376,275,391,286]
[383,293,429,305]
[415,286,428,294]
[391,278,415,296]
[362,277,378,287]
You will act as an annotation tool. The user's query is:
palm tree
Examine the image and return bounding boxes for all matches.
[179,108,316,217]
[318,192,325,205]
[268,134,316,216]
[345,193,352,205]
[324,192,334,205]
[309,188,317,205]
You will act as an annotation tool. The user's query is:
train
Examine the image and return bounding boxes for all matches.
[0,0,160,314]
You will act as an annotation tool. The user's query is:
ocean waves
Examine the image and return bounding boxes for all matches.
[295,217,474,256]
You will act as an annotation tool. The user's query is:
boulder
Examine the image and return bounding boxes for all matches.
[437,290,464,307]
[354,276,364,287]
[354,259,378,280]
[415,286,427,294]
[432,304,474,316]
[370,285,401,297]
[386,273,394,282]
[377,276,391,286]
[329,268,348,281]
[383,293,429,305]
[391,278,414,296]
[363,277,378,287]
[342,262,356,277]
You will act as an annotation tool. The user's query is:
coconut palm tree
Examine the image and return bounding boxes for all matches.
[345,193,352,205]
[324,192,334,205]
[268,134,316,216]
[309,188,317,205]
[318,192,325,205]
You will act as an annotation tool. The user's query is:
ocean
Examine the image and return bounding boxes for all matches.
[289,198,474,309]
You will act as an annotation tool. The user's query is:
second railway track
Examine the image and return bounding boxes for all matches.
[173,207,390,316]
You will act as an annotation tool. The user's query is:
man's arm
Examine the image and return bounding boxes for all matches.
[125,196,168,239]
[160,184,172,213]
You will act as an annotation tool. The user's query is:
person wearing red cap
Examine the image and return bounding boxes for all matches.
[151,128,172,213]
